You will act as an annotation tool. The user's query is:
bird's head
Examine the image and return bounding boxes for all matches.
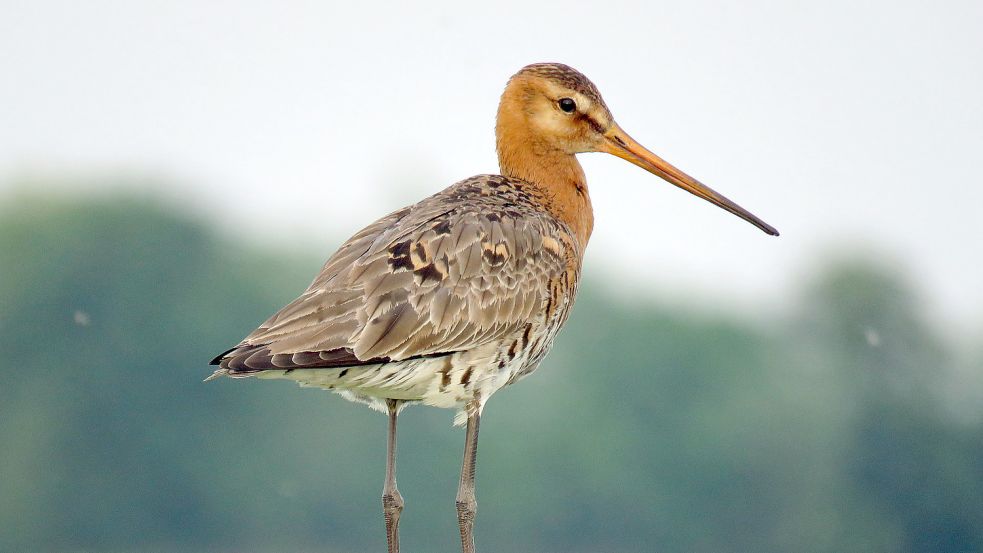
[497,63,778,236]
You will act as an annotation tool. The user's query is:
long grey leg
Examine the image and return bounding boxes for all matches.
[456,404,481,553]
[383,399,404,553]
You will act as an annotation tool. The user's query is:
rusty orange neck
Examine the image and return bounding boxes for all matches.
[495,110,594,251]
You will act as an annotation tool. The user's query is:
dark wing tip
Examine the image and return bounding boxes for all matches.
[209,346,237,366]
[211,345,373,374]
[210,344,458,377]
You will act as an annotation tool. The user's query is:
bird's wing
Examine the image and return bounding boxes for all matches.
[212,177,575,373]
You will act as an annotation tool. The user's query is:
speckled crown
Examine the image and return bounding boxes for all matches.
[514,63,606,108]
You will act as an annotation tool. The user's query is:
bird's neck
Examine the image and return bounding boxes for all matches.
[495,130,594,251]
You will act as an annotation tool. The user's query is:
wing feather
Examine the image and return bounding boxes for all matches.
[212,176,575,373]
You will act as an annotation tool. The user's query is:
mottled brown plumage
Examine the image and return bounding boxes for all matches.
[208,62,777,553]
[209,172,580,415]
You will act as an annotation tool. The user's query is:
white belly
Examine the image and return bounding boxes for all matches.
[256,341,529,423]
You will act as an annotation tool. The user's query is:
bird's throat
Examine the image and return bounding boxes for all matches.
[496,138,595,250]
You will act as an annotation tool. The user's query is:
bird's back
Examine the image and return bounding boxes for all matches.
[209,174,584,414]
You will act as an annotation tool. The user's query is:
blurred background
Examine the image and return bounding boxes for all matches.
[1,1,981,552]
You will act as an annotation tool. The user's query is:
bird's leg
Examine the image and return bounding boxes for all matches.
[456,403,481,553]
[383,399,404,553]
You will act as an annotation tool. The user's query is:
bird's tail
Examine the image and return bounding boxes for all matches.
[203,368,227,382]
[202,367,257,382]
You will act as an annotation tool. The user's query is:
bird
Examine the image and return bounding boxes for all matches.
[208,62,778,553]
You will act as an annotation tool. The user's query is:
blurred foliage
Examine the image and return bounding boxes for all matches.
[1,193,981,553]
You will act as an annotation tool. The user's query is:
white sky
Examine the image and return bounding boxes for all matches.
[2,0,981,336]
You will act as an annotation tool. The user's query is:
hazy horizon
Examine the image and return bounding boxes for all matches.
[3,0,981,337]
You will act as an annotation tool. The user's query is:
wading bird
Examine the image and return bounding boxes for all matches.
[209,63,778,553]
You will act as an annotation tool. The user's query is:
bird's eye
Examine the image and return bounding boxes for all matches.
[558,98,576,113]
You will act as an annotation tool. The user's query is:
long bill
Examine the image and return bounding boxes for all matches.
[600,124,779,236]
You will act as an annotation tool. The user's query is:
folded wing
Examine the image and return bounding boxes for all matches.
[211,176,573,375]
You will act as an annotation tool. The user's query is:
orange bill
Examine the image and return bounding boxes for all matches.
[601,124,779,236]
